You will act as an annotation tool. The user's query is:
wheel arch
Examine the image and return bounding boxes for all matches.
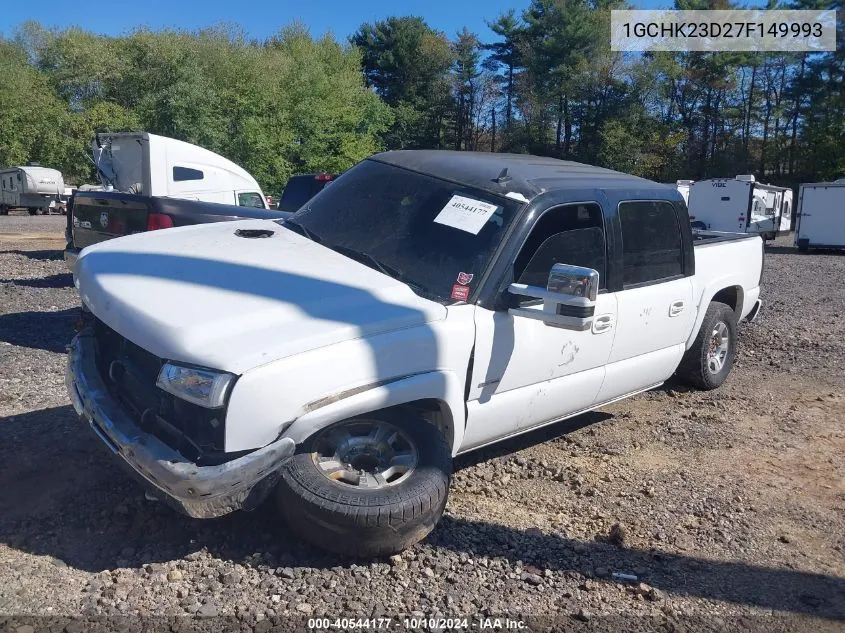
[282,371,465,455]
[712,285,743,319]
[686,283,744,350]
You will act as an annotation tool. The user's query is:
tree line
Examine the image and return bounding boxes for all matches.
[1,0,842,196]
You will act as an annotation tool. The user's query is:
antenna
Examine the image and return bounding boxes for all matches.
[494,167,512,184]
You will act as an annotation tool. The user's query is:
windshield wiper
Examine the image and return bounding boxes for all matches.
[328,244,437,300]
[282,218,322,243]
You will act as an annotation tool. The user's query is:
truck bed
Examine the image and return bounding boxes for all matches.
[692,230,759,246]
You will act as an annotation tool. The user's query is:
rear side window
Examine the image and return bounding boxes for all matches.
[173,166,204,182]
[619,200,683,286]
[279,177,315,212]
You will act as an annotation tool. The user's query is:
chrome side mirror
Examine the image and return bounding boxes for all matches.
[508,264,600,331]
[547,264,599,301]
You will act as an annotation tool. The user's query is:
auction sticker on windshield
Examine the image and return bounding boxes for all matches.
[434,195,500,235]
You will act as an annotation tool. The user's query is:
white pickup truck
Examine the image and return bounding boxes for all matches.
[67,151,764,556]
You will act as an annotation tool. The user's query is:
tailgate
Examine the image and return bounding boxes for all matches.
[72,195,151,249]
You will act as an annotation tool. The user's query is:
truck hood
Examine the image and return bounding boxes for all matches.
[75,220,448,374]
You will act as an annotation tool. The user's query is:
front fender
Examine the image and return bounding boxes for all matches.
[224,305,476,454]
[282,370,466,456]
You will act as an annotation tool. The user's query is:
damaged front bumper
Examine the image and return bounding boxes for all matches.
[66,331,296,518]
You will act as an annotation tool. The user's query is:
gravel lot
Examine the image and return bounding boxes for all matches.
[1,216,843,632]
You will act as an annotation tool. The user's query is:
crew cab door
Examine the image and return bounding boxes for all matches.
[597,200,694,402]
[462,202,616,450]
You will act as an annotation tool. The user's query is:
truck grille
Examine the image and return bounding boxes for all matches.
[92,318,227,462]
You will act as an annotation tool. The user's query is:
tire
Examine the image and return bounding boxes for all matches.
[676,301,738,390]
[0,206,8,216]
[28,208,37,216]
[275,413,451,557]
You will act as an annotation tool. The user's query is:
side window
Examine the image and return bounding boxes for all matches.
[237,192,265,208]
[173,166,204,182]
[279,178,313,212]
[514,203,607,290]
[619,200,683,287]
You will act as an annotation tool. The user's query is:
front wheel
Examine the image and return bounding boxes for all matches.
[28,208,37,216]
[676,301,738,390]
[275,413,452,557]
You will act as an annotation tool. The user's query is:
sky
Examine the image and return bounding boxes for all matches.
[2,0,669,43]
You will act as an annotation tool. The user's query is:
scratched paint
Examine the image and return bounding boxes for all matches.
[559,340,580,366]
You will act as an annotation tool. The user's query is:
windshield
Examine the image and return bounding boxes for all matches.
[280,159,524,303]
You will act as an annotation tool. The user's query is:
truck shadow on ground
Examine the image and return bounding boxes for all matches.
[452,410,612,471]
[0,405,842,620]
[0,249,65,261]
[0,273,74,288]
[0,307,80,353]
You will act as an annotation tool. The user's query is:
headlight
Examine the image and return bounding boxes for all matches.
[156,363,235,408]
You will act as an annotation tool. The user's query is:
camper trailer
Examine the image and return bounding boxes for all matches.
[687,175,790,239]
[0,165,65,215]
[795,181,845,252]
[92,132,268,208]
[781,188,794,233]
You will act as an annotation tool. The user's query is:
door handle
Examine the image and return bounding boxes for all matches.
[669,300,686,317]
[592,314,614,334]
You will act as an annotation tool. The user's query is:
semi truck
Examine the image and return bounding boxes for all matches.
[92,132,268,208]
[65,132,275,267]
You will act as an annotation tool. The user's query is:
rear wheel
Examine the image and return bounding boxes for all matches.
[275,413,451,557]
[676,301,737,390]
[0,205,8,216]
[28,208,37,216]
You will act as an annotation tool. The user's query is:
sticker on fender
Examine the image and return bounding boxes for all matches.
[434,195,500,235]
[451,284,470,301]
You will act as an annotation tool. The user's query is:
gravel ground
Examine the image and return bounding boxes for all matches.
[1,217,843,632]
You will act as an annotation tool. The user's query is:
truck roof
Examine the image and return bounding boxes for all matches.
[370,150,664,200]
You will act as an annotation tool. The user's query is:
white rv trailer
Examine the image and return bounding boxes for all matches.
[687,175,789,239]
[0,165,65,215]
[92,132,268,208]
[795,181,845,252]
[780,188,794,233]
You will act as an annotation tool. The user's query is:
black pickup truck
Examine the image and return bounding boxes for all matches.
[64,191,290,268]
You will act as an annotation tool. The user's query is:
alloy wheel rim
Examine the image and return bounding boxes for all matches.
[708,321,730,374]
[311,420,418,489]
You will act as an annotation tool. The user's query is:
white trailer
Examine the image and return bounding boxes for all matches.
[92,132,268,208]
[780,188,794,233]
[795,181,845,252]
[687,175,789,239]
[0,165,65,215]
